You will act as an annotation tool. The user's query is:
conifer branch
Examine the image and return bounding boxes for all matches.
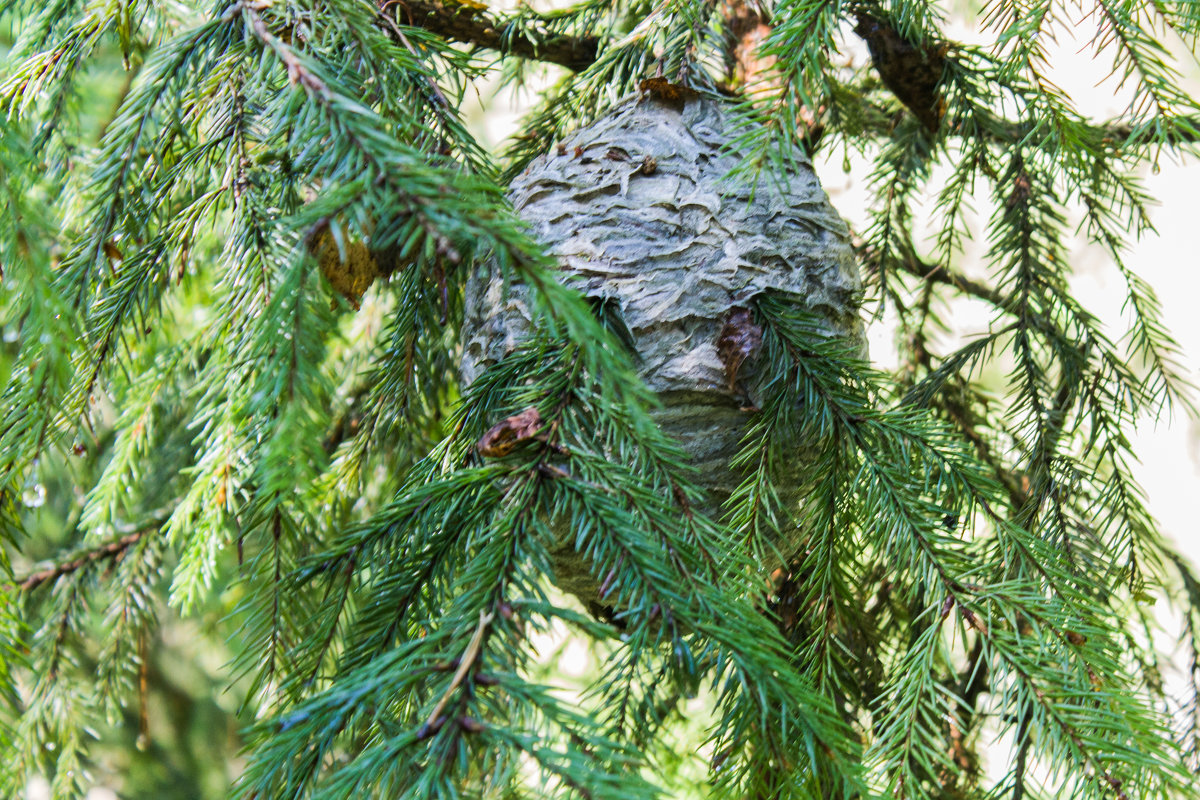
[888,111,1200,148]
[870,240,1006,308]
[421,608,493,733]
[369,0,1200,162]
[381,0,600,71]
[16,534,144,592]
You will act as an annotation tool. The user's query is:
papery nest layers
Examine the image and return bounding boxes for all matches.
[463,91,866,490]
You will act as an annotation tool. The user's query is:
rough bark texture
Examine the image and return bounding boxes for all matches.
[384,0,599,72]
[462,93,865,609]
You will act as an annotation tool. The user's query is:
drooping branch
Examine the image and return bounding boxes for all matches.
[882,106,1200,149]
[854,236,1005,309]
[381,0,599,72]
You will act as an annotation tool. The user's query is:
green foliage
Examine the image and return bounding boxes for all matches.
[2,0,1199,798]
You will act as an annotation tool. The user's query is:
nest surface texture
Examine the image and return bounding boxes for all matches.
[464,94,865,490]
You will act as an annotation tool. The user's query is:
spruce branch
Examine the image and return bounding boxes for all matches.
[371,0,1200,163]
[16,531,147,592]
[752,294,1185,797]
[381,0,600,71]
[872,239,1006,309]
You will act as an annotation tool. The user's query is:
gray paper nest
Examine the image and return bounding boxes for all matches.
[462,92,865,608]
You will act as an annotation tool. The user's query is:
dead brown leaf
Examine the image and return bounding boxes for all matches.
[476,407,545,457]
[716,306,763,392]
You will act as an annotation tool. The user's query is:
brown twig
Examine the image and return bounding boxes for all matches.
[876,242,1008,310]
[380,0,599,72]
[375,7,452,109]
[14,503,173,592]
[17,528,151,592]
[241,3,327,95]
[880,248,1032,508]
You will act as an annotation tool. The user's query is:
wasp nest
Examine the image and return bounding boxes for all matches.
[462,92,865,610]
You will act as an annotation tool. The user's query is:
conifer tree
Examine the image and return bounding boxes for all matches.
[2,1,1199,798]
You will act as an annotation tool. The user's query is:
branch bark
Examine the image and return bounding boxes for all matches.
[382,0,598,72]
[853,101,1200,149]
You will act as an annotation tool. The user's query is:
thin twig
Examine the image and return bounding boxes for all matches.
[375,8,452,110]
[18,529,150,592]
[14,506,173,592]
[423,609,494,730]
[871,241,1007,310]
